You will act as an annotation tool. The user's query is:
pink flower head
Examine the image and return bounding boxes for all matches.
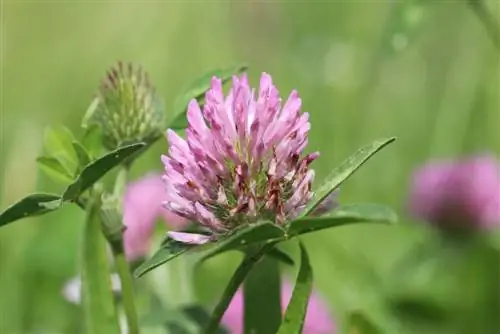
[162,73,319,244]
[123,173,189,260]
[221,280,336,334]
[408,155,500,231]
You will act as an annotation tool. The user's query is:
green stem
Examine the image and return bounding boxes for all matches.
[110,165,140,333]
[243,255,281,334]
[113,166,129,199]
[204,244,273,334]
[112,242,140,334]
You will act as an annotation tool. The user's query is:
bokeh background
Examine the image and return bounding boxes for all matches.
[1,0,499,333]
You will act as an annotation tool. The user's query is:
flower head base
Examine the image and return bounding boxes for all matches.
[162,73,318,242]
[87,62,165,150]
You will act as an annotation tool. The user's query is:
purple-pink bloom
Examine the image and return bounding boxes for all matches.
[221,280,336,334]
[123,173,189,260]
[408,155,500,231]
[162,73,319,244]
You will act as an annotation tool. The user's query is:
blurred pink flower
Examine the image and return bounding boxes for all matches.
[162,72,318,245]
[123,173,189,260]
[221,280,336,334]
[409,155,500,231]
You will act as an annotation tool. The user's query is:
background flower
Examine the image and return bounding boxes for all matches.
[123,173,189,260]
[221,280,336,334]
[408,155,500,231]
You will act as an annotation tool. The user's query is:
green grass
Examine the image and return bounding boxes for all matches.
[0,1,498,333]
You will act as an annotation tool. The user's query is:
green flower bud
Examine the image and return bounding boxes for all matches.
[85,62,165,150]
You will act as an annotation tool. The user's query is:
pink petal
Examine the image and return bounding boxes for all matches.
[167,231,211,245]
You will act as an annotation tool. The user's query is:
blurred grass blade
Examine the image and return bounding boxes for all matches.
[289,203,397,237]
[0,193,62,227]
[346,311,382,334]
[383,0,427,55]
[468,0,500,51]
[134,238,196,278]
[36,156,74,183]
[62,142,145,201]
[197,221,285,264]
[170,64,248,130]
[299,137,396,218]
[243,256,282,333]
[204,245,271,334]
[81,194,120,334]
[82,97,100,129]
[277,241,313,334]
[388,295,449,326]
[43,125,78,172]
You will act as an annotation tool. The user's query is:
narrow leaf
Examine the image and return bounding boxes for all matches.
[0,193,62,227]
[81,194,120,334]
[62,143,145,201]
[134,238,196,278]
[170,64,249,130]
[244,256,282,334]
[36,156,74,183]
[198,222,285,264]
[72,141,91,169]
[267,246,295,266]
[299,137,396,218]
[204,245,271,334]
[43,125,78,172]
[277,241,313,334]
[289,203,397,237]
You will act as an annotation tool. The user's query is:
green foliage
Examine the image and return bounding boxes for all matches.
[71,141,91,172]
[43,125,79,173]
[81,194,120,334]
[277,242,313,334]
[266,246,295,266]
[298,137,396,218]
[137,203,397,278]
[204,245,273,334]
[0,193,61,227]
[288,203,398,237]
[134,238,196,278]
[243,256,282,334]
[0,143,145,228]
[36,156,74,184]
[81,124,104,160]
[62,142,145,201]
[346,311,382,334]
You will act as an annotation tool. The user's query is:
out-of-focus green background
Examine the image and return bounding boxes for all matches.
[0,0,499,333]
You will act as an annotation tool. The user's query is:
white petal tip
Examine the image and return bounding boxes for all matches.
[167,231,211,245]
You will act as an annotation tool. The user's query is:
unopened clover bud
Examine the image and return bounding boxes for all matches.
[84,62,165,150]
